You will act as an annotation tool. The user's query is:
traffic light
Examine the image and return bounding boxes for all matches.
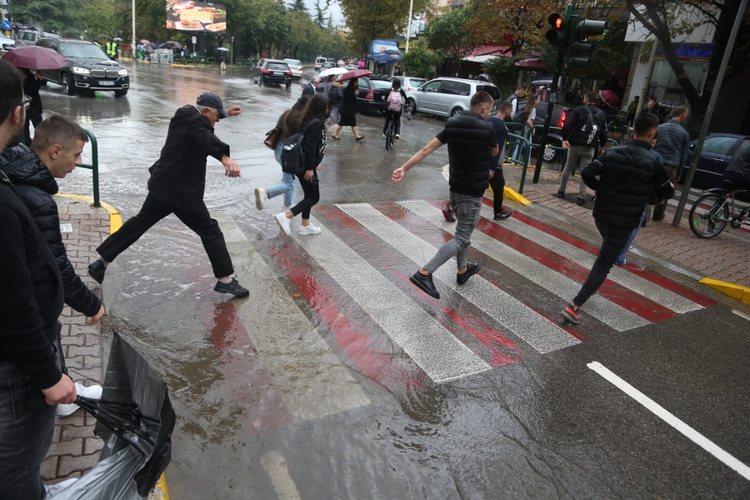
[545,13,566,48]
[567,18,606,66]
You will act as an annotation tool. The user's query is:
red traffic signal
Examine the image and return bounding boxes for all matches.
[548,13,564,30]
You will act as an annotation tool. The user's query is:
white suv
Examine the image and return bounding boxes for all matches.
[405,77,501,118]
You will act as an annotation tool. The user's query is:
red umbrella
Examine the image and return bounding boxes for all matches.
[2,45,67,70]
[336,69,371,82]
[599,89,621,110]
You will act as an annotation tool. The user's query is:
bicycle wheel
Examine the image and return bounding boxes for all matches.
[385,121,395,151]
[689,193,729,238]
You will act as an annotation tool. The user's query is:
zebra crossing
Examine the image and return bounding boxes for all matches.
[225,200,716,387]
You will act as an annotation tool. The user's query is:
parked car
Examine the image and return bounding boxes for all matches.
[528,101,570,163]
[314,56,327,71]
[0,32,16,52]
[679,134,750,190]
[15,29,60,47]
[284,58,303,79]
[253,58,292,88]
[393,76,426,93]
[405,77,501,119]
[35,38,129,96]
[358,78,393,115]
[320,61,336,70]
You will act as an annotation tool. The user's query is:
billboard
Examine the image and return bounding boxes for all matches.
[369,39,402,64]
[166,1,227,32]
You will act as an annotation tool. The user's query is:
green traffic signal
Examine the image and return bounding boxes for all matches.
[567,18,606,66]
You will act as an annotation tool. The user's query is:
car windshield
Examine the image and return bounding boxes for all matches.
[286,59,301,67]
[267,63,288,71]
[702,136,737,155]
[408,78,426,88]
[477,85,501,99]
[59,42,108,59]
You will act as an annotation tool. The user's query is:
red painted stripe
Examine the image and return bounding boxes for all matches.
[375,203,593,343]
[317,204,524,367]
[485,199,716,307]
[265,238,428,390]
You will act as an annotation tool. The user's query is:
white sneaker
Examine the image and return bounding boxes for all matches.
[254,187,268,210]
[57,383,103,418]
[275,212,291,236]
[298,223,322,235]
[395,134,400,139]
[45,477,78,496]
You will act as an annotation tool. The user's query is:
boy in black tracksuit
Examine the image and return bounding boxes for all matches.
[561,113,674,324]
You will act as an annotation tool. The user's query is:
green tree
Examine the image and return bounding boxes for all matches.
[289,0,307,13]
[402,38,442,78]
[339,0,430,55]
[425,7,476,75]
[9,0,88,35]
[483,56,517,96]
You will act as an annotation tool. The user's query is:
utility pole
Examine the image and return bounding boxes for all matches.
[131,0,136,56]
[405,0,414,53]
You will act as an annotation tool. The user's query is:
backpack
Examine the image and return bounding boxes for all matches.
[568,106,600,147]
[281,120,316,176]
[387,90,403,112]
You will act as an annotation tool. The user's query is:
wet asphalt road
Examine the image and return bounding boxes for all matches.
[47,63,750,499]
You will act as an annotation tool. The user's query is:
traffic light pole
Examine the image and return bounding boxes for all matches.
[533,51,565,184]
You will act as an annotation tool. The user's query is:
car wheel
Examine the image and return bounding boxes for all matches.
[405,99,416,115]
[450,107,463,118]
[62,73,76,96]
[542,144,557,162]
[114,88,128,97]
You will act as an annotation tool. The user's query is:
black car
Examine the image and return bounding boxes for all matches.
[36,38,129,97]
[358,78,393,115]
[679,134,750,189]
[520,101,570,163]
[253,59,292,88]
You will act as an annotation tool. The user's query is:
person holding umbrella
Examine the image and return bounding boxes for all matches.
[332,77,364,141]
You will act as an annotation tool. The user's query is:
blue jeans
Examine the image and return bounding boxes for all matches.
[0,363,57,499]
[269,143,295,207]
[425,192,482,273]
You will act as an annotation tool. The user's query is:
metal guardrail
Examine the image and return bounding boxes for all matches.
[504,133,532,194]
[78,128,100,207]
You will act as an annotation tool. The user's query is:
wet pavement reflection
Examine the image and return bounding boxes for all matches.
[49,63,750,499]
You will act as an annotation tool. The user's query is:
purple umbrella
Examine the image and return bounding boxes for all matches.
[2,45,67,70]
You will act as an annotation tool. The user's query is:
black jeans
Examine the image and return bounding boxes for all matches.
[573,219,631,307]
[291,174,320,220]
[97,192,234,278]
[383,110,402,136]
[489,167,506,214]
[0,355,60,499]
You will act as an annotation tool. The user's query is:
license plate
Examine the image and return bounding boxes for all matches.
[98,81,115,86]
[273,72,282,76]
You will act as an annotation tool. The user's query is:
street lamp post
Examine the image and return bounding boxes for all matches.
[131,0,136,56]
[405,0,414,53]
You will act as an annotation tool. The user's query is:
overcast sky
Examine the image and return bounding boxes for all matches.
[302,0,344,26]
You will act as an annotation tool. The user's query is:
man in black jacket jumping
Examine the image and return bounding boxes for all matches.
[0,59,77,499]
[87,92,250,298]
[561,113,674,325]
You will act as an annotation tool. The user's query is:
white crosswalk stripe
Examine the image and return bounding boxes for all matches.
[399,201,650,331]
[472,204,703,314]
[290,215,493,384]
[337,203,580,354]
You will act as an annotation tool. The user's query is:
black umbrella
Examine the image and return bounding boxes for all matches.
[52,333,175,499]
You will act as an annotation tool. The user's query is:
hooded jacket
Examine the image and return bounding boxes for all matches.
[0,144,102,317]
[147,105,230,210]
[0,168,64,389]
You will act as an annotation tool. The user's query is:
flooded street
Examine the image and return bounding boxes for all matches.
[48,62,750,499]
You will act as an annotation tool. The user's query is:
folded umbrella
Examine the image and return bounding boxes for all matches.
[2,45,68,70]
[336,69,371,82]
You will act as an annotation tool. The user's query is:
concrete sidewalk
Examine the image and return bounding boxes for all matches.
[502,161,750,288]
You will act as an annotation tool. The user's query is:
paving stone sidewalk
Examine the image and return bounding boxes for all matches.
[503,161,750,288]
[42,197,110,487]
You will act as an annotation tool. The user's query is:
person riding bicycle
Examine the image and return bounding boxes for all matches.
[383,79,407,140]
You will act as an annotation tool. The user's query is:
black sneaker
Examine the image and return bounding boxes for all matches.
[457,262,481,285]
[410,272,440,299]
[576,196,586,206]
[88,259,106,284]
[556,190,565,199]
[214,278,249,298]
[493,208,513,220]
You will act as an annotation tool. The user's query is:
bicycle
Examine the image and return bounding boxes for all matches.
[688,186,750,238]
[384,116,396,151]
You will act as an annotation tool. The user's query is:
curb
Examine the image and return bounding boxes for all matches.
[55,194,168,499]
[699,278,750,305]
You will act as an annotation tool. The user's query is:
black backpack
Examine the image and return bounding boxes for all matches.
[569,106,600,147]
[281,120,317,176]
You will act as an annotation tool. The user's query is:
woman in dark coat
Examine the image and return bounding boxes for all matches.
[275,93,330,236]
[331,79,363,141]
[22,68,44,144]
